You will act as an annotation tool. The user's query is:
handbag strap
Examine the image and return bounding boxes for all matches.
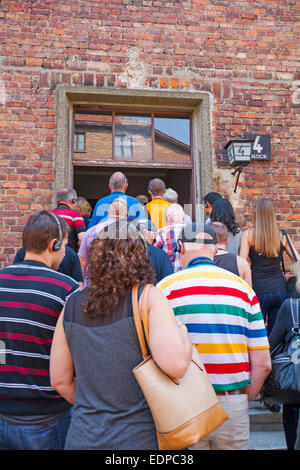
[132,284,152,360]
[290,298,300,330]
[282,229,298,262]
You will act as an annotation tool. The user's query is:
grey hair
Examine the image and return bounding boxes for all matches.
[56,188,77,204]
[163,188,178,203]
[109,172,128,191]
[165,203,185,222]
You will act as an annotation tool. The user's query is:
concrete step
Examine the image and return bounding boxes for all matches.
[249,401,286,450]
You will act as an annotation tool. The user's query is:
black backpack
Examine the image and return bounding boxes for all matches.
[263,298,300,405]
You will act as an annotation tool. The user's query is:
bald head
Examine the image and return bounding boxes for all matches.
[109,172,128,193]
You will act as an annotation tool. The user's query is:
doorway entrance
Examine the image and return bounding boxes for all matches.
[74,166,193,215]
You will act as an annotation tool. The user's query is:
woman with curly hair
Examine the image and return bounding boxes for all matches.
[50,221,192,450]
[210,198,242,255]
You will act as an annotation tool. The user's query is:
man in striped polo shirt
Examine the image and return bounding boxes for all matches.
[0,211,80,450]
[157,223,271,450]
[51,188,86,253]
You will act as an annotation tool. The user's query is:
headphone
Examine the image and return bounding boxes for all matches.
[50,213,63,252]
[176,239,183,254]
[132,225,148,254]
[175,236,218,254]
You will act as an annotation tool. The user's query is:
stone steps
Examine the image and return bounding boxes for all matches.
[249,401,286,450]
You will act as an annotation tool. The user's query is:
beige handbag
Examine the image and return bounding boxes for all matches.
[132,284,228,450]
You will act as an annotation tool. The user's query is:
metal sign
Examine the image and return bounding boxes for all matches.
[245,134,271,161]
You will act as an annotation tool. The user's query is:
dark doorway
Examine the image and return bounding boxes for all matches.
[73,166,193,214]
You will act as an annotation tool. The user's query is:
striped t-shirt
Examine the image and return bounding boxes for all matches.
[0,260,80,415]
[157,258,269,392]
[51,204,86,252]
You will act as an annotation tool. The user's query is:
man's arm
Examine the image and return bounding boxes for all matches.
[247,348,272,401]
[50,309,76,404]
[79,256,88,280]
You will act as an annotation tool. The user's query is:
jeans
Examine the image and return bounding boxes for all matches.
[257,291,289,335]
[283,405,299,450]
[0,409,72,450]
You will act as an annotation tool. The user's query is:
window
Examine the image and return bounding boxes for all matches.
[74,133,85,151]
[73,110,191,164]
[115,134,133,159]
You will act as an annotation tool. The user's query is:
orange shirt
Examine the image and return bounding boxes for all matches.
[146,199,171,229]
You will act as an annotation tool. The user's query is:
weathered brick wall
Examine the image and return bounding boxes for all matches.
[0,0,299,268]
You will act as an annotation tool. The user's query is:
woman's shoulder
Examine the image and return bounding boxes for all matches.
[64,288,87,320]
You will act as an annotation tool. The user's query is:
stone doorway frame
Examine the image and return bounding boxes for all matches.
[55,86,214,220]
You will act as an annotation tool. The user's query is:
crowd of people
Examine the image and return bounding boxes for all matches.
[0,171,300,451]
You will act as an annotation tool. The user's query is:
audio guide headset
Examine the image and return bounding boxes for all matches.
[50,213,63,252]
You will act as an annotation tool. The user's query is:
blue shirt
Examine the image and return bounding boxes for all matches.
[147,243,173,283]
[88,191,145,229]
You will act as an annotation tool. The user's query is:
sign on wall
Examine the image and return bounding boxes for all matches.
[245,134,271,161]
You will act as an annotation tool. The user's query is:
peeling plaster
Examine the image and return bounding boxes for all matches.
[118,47,147,88]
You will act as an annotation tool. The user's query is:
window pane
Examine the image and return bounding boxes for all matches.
[154,117,191,162]
[73,113,112,160]
[114,115,152,161]
[74,133,85,151]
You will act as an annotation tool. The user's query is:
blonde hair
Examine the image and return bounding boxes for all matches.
[252,198,281,257]
[74,197,92,219]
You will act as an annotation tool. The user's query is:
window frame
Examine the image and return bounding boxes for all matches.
[55,86,213,216]
[73,132,86,152]
[72,108,193,166]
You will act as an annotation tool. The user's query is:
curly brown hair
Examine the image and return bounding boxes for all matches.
[83,221,156,318]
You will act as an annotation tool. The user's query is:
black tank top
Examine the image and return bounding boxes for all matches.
[214,251,239,277]
[249,243,287,295]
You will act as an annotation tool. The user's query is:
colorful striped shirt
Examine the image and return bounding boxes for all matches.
[157,258,269,392]
[0,260,80,415]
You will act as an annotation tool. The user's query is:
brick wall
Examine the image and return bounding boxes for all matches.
[0,0,299,268]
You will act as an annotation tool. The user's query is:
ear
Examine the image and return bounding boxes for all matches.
[179,240,185,255]
[225,237,229,245]
[48,238,57,253]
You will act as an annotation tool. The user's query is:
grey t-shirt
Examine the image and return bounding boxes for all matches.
[226,229,242,256]
[63,287,157,450]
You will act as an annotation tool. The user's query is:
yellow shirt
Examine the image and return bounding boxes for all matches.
[146,199,171,229]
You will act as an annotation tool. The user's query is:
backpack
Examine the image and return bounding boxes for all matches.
[263,298,300,405]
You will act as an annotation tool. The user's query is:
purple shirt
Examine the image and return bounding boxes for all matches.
[78,218,114,259]
[78,218,115,287]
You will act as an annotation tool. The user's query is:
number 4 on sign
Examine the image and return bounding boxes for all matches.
[253,136,263,154]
